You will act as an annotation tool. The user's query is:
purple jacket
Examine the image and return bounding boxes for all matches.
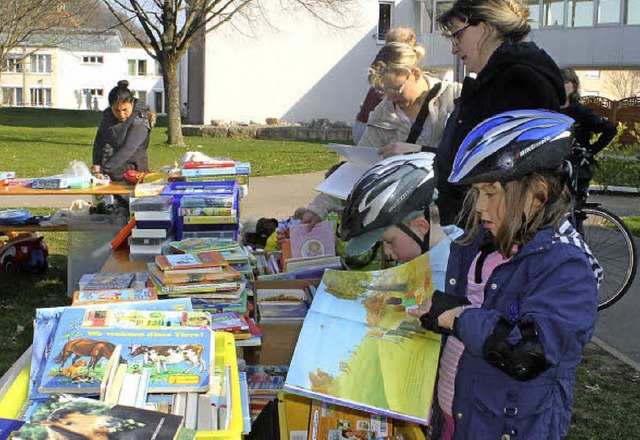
[446,220,600,440]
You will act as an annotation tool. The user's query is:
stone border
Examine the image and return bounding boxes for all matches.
[182,125,352,142]
[591,336,640,372]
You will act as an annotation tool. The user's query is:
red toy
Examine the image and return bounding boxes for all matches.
[0,231,49,273]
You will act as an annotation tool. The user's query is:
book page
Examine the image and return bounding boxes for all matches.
[313,162,370,200]
[284,252,441,424]
[325,144,382,167]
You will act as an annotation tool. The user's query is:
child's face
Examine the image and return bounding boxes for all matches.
[473,182,506,236]
[380,216,428,263]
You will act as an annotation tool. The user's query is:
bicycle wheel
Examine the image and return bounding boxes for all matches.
[576,207,637,310]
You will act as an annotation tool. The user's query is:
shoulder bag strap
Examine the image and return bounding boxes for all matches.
[406,82,442,144]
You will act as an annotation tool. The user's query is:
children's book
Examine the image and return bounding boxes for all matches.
[169,238,241,254]
[110,217,137,250]
[78,272,135,290]
[209,312,249,332]
[81,309,213,329]
[28,298,193,401]
[246,365,289,396]
[71,287,157,305]
[12,394,183,440]
[155,251,228,271]
[284,252,441,425]
[147,263,240,286]
[308,399,394,440]
[288,220,336,259]
[37,306,212,395]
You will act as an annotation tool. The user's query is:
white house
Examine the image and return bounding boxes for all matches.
[1,29,169,114]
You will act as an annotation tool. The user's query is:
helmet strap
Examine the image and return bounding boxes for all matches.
[396,222,429,254]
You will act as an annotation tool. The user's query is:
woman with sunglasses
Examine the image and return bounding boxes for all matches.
[433,0,566,227]
[299,42,460,228]
[360,42,461,157]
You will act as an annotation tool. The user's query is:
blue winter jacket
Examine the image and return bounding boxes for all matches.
[447,220,600,440]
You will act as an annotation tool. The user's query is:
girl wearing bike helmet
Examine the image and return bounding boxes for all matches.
[339,152,462,290]
[418,110,602,440]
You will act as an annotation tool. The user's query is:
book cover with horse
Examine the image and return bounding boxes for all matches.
[37,306,212,395]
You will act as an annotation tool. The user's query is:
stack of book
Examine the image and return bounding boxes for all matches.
[161,181,240,241]
[256,284,314,323]
[210,311,261,343]
[148,251,247,312]
[170,238,255,281]
[128,195,175,262]
[181,159,251,198]
[245,365,289,422]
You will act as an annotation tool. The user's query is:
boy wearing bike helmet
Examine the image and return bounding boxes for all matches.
[419,110,602,440]
[339,152,463,291]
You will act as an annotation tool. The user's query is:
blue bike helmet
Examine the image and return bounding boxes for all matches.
[448,110,575,185]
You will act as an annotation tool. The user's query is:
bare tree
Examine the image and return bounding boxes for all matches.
[98,0,352,146]
[0,0,99,82]
[603,70,640,100]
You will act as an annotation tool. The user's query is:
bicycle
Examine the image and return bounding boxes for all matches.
[567,146,638,310]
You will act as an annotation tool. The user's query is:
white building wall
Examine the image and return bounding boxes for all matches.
[55,50,121,110]
[199,0,416,125]
[120,47,165,113]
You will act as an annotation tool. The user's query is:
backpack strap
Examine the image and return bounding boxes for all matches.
[406,82,442,144]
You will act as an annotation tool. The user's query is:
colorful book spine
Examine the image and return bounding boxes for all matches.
[184,174,249,185]
[179,207,236,216]
[72,288,157,305]
[183,215,238,225]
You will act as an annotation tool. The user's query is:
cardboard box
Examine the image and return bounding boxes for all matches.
[253,278,320,365]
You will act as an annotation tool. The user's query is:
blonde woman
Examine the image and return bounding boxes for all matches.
[433,0,566,226]
[301,42,460,226]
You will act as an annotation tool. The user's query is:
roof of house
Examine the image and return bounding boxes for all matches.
[19,29,125,53]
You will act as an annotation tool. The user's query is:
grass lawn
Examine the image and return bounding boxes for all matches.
[1,108,640,438]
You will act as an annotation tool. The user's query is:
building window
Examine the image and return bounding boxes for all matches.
[155,61,162,76]
[583,90,600,96]
[82,55,104,64]
[626,0,640,24]
[435,1,454,26]
[526,0,541,28]
[128,59,148,76]
[377,2,393,42]
[584,70,601,78]
[2,87,23,106]
[137,90,148,104]
[543,0,565,26]
[414,0,433,35]
[2,54,23,73]
[569,0,594,26]
[30,54,51,73]
[30,88,51,107]
[84,88,104,97]
[154,91,165,113]
[598,0,621,23]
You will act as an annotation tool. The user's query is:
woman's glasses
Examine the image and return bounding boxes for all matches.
[443,23,472,46]
[378,75,409,96]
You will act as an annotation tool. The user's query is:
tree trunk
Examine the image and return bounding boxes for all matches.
[164,58,185,146]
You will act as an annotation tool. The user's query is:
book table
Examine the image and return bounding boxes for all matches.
[0,181,132,233]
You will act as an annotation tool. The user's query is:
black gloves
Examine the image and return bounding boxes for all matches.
[419,290,471,334]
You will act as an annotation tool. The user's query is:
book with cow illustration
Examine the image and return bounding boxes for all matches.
[37,306,213,395]
[29,298,194,401]
[284,252,441,425]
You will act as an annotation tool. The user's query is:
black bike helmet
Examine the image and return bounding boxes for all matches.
[339,152,436,255]
[448,110,575,185]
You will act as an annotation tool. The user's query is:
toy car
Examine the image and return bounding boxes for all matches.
[0,231,49,273]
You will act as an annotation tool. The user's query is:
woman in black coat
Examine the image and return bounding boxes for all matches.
[560,67,617,198]
[91,80,152,181]
[433,0,566,225]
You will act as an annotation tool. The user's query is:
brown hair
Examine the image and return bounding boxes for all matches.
[460,171,570,257]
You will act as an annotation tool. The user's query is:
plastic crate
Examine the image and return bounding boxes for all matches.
[0,333,243,440]
[161,182,240,241]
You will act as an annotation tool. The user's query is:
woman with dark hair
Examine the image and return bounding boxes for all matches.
[433,0,566,226]
[91,80,153,181]
[560,67,616,168]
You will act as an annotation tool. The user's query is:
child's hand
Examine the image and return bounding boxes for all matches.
[437,306,464,331]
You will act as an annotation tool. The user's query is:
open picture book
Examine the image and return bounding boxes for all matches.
[284,252,441,424]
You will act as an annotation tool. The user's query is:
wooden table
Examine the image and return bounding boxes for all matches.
[100,246,148,273]
[0,181,133,232]
[0,181,133,196]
